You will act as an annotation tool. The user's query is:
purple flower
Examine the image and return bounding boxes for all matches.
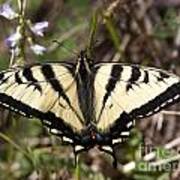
[30,44,46,55]
[0,3,17,20]
[30,21,49,36]
[5,31,21,48]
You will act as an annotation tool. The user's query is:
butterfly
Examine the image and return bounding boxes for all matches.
[0,50,180,167]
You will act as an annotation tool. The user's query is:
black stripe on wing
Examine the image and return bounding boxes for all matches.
[15,71,23,84]
[126,66,141,91]
[103,65,123,106]
[109,112,133,137]
[97,65,123,121]
[41,64,71,105]
[41,64,84,124]
[130,82,180,119]
[143,70,149,83]
[100,111,134,140]
[0,72,12,85]
[0,92,78,140]
[22,67,42,92]
[0,73,4,80]
[157,71,170,81]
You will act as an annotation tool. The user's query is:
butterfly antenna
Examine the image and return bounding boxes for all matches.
[52,40,78,56]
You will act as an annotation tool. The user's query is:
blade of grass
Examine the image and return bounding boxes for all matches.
[0,132,35,166]
[75,155,81,180]
[87,10,99,57]
[104,16,121,51]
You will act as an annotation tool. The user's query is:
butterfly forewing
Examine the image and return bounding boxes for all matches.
[0,63,84,132]
[93,69,124,131]
[94,63,180,132]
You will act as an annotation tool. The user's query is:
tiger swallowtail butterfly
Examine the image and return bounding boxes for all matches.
[0,51,180,167]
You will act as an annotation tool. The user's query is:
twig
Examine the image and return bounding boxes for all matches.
[161,110,180,116]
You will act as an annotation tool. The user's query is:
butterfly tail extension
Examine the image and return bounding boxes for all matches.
[99,145,118,168]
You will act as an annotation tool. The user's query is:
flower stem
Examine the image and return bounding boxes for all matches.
[17,0,26,16]
[16,0,27,64]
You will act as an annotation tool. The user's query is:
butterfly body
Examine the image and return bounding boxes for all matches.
[0,51,180,167]
[76,51,95,126]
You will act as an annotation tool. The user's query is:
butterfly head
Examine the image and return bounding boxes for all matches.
[77,50,93,74]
